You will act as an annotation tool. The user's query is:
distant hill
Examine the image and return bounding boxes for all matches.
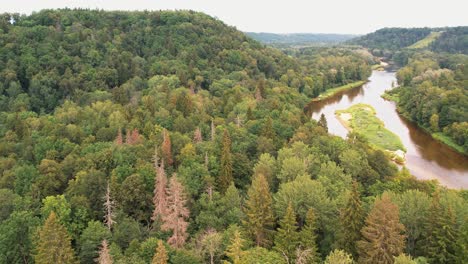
[245,32,358,45]
[348,27,468,54]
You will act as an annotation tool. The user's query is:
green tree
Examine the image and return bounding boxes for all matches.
[34,212,78,264]
[0,210,40,264]
[419,191,457,264]
[357,193,406,264]
[336,181,364,258]
[219,129,233,193]
[298,208,319,264]
[274,203,299,263]
[243,174,274,247]
[78,221,111,264]
[318,113,328,132]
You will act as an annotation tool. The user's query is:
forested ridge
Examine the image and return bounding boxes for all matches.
[0,9,467,264]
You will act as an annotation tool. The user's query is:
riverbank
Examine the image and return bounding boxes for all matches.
[335,103,406,162]
[382,91,467,155]
[312,80,367,102]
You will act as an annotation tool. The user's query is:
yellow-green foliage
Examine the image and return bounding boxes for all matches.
[408,32,442,49]
[336,104,406,152]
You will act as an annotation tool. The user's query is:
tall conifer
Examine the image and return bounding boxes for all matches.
[357,193,405,264]
[337,181,364,257]
[243,174,274,247]
[274,203,299,263]
[34,212,78,264]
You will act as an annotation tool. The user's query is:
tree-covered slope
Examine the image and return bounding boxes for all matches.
[348,28,432,51]
[246,32,357,45]
[0,9,465,264]
[348,27,468,54]
[0,9,300,113]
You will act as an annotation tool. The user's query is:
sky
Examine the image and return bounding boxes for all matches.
[1,0,467,34]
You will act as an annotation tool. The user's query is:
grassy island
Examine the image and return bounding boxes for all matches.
[336,104,406,161]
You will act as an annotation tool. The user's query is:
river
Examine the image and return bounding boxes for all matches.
[307,70,468,189]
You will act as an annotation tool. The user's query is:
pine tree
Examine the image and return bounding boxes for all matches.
[337,181,364,257]
[103,181,116,230]
[97,240,112,264]
[274,202,299,263]
[162,176,189,248]
[357,193,406,264]
[115,128,123,145]
[419,191,457,264]
[162,129,173,166]
[243,173,274,247]
[318,113,328,132]
[218,129,233,193]
[34,212,78,264]
[152,159,168,222]
[298,208,319,263]
[152,240,168,264]
[194,127,203,143]
[226,230,245,264]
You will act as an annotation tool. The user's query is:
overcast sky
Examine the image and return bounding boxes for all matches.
[1,0,467,34]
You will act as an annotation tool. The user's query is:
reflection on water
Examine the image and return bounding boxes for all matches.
[306,70,468,189]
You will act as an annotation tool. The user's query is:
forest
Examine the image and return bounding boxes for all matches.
[0,9,467,264]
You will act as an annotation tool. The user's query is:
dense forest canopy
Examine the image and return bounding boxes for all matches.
[350,26,468,154]
[0,9,466,264]
[348,27,468,58]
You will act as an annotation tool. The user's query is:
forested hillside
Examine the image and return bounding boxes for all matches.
[246,32,357,45]
[349,27,468,57]
[386,52,468,153]
[0,9,467,264]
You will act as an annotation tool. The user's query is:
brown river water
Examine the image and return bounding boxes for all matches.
[306,70,468,189]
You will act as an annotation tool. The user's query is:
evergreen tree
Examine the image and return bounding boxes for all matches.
[318,113,328,132]
[274,203,299,263]
[34,212,78,264]
[97,240,112,264]
[152,240,168,264]
[162,176,190,248]
[243,173,274,247]
[357,193,405,264]
[218,129,233,193]
[162,129,173,166]
[226,230,245,264]
[298,208,319,263]
[337,181,364,257]
[419,191,457,264]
